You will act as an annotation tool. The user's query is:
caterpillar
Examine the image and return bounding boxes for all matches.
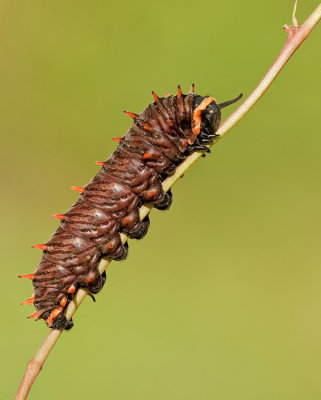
[19,85,242,330]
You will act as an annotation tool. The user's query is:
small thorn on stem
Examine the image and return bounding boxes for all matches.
[283,24,296,40]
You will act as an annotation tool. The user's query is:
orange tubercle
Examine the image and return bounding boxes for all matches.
[46,307,63,326]
[52,214,64,220]
[124,111,138,119]
[152,91,159,102]
[95,161,105,166]
[142,152,152,160]
[112,137,122,142]
[70,186,85,193]
[60,297,67,307]
[107,242,113,250]
[31,244,47,250]
[28,310,42,319]
[51,308,63,318]
[67,285,76,294]
[21,295,35,305]
[177,85,182,98]
[19,274,35,280]
[86,276,93,283]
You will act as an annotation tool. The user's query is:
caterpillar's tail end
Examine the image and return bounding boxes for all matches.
[49,316,74,330]
[45,309,74,330]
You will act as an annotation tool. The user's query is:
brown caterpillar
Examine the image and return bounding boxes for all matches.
[19,85,242,330]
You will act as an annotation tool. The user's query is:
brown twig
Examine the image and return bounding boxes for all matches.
[15,3,321,399]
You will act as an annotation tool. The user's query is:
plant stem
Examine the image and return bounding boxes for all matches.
[15,3,321,399]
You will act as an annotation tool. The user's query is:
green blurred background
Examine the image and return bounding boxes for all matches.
[1,0,321,398]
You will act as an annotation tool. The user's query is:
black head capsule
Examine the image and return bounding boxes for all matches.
[193,93,243,136]
[193,96,222,136]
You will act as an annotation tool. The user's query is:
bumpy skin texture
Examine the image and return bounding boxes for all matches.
[27,91,222,330]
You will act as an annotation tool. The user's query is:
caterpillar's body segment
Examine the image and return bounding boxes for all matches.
[20,86,242,330]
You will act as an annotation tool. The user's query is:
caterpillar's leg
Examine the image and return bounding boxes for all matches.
[140,182,172,211]
[154,189,172,210]
[86,270,107,294]
[111,241,128,261]
[133,215,150,239]
[104,234,128,261]
[121,212,150,240]
[77,264,107,295]
[75,253,102,292]
[42,309,74,330]
[50,313,74,330]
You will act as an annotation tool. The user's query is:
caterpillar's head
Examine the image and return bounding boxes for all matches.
[192,93,243,142]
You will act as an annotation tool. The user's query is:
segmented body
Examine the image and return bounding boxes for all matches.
[20,86,241,330]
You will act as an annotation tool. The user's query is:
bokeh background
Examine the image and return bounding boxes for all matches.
[1,1,321,398]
